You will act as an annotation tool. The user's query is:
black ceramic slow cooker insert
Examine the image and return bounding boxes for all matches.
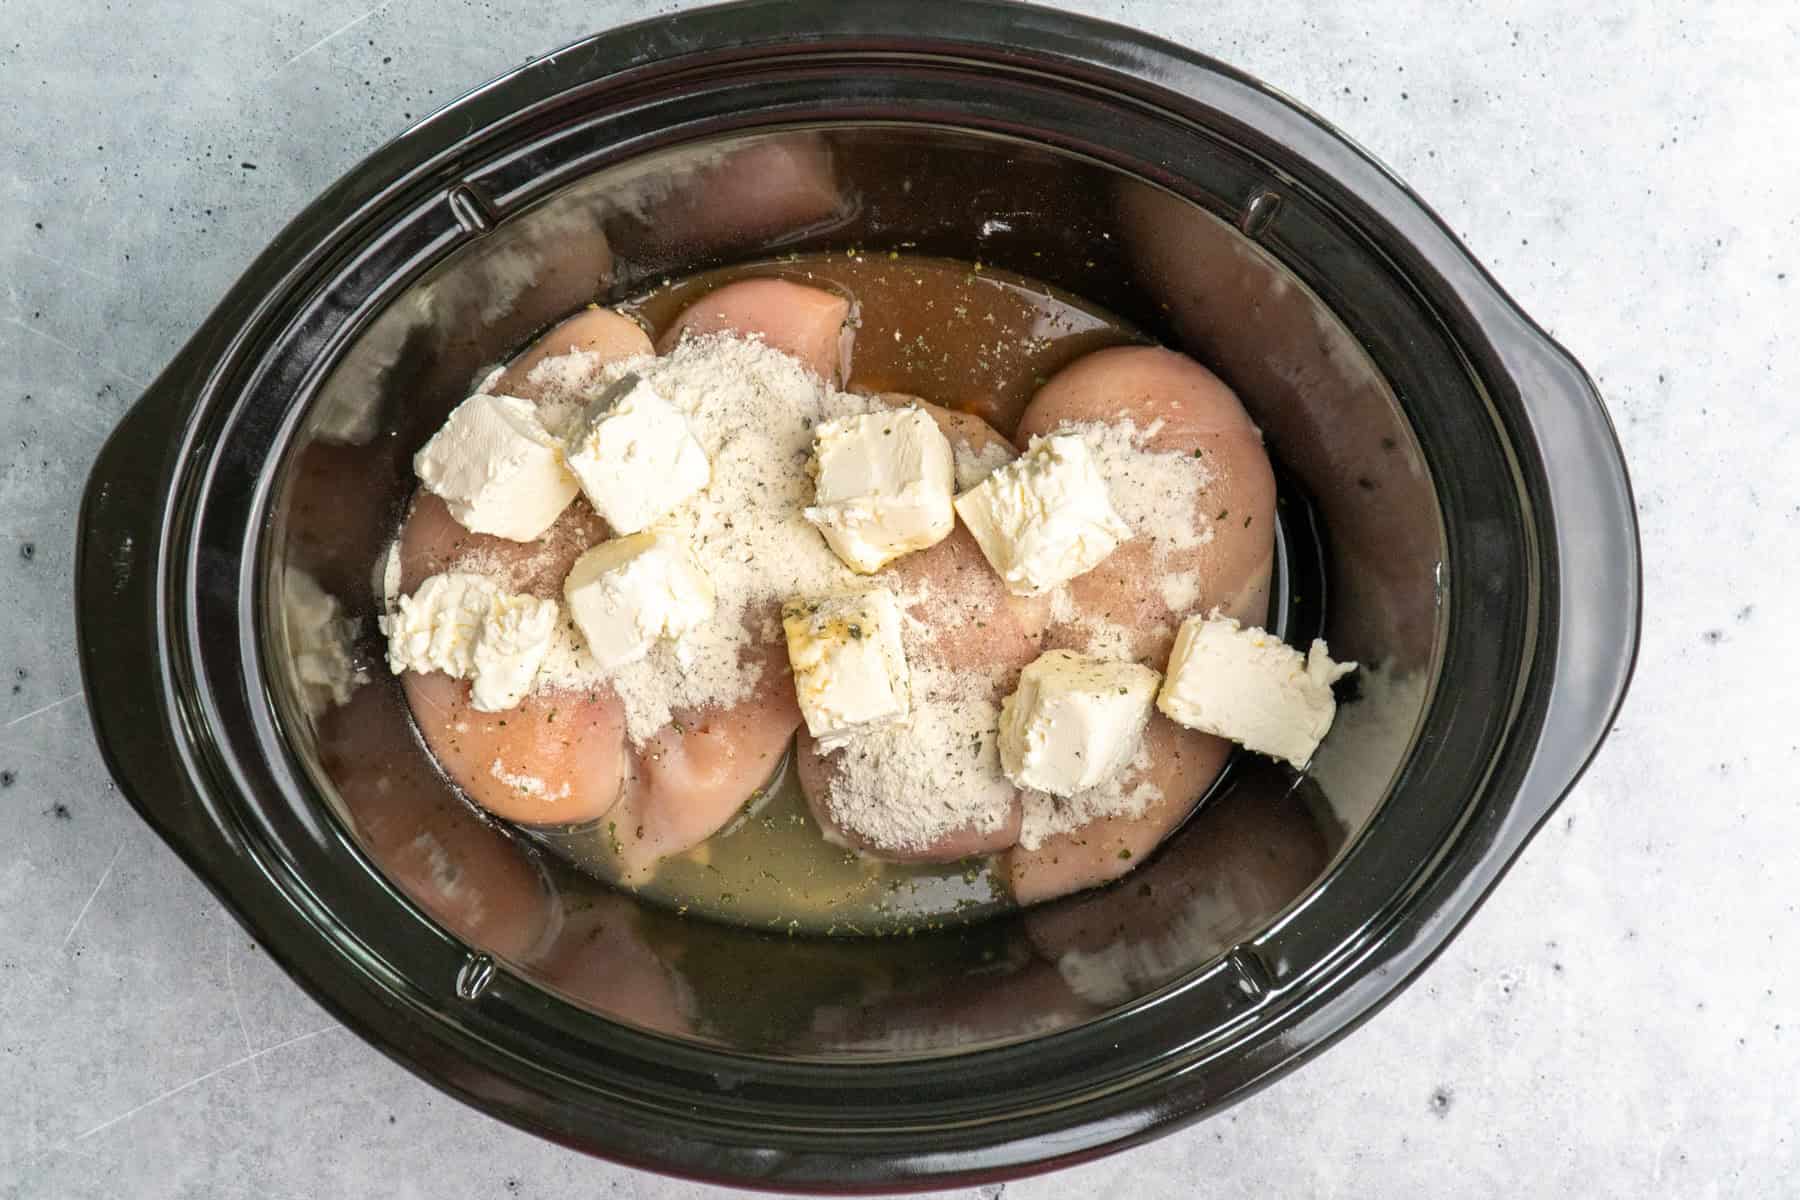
[75,1,1639,1191]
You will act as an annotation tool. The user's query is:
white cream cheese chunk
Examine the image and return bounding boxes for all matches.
[953,433,1132,595]
[1156,614,1357,767]
[998,649,1161,797]
[803,406,955,572]
[413,392,578,541]
[781,589,912,749]
[381,572,559,712]
[563,374,709,534]
[562,530,716,671]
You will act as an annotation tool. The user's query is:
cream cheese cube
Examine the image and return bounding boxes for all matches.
[803,406,956,572]
[781,589,911,748]
[562,374,709,534]
[953,433,1131,595]
[1156,614,1357,767]
[473,593,564,712]
[998,650,1161,796]
[381,572,559,712]
[562,531,716,671]
[413,393,578,541]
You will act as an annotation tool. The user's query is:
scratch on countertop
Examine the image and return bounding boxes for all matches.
[29,1025,343,1165]
[0,318,149,391]
[6,692,83,729]
[222,927,262,1083]
[60,842,123,950]
[282,2,394,69]
[18,247,126,290]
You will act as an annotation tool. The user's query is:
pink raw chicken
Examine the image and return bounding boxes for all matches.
[399,299,815,866]
[1006,717,1234,906]
[657,277,854,386]
[402,670,629,829]
[1017,345,1277,661]
[400,499,796,848]
[392,314,639,831]
[397,489,609,599]
[488,306,653,400]
[794,400,1042,863]
[560,282,882,871]
[602,638,803,882]
[1001,345,1278,902]
[397,491,627,828]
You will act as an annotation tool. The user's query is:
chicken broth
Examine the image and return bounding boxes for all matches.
[620,253,1139,434]
[388,252,1326,937]
[527,753,1015,935]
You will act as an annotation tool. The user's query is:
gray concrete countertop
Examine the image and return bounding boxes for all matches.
[4,1,1794,1196]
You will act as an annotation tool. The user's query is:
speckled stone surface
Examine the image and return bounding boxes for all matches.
[2,1,1794,1196]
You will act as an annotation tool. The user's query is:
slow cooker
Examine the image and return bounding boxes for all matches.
[76,1,1639,1190]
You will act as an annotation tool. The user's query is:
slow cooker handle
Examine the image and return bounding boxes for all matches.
[76,347,224,864]
[1504,325,1641,832]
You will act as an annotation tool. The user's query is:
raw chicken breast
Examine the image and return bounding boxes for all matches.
[394,305,664,830]
[395,491,628,827]
[397,490,609,598]
[1006,716,1234,906]
[1017,345,1277,661]
[658,278,854,386]
[793,401,1041,863]
[402,670,628,828]
[601,642,803,882]
[793,733,1027,863]
[488,306,653,401]
[874,396,1050,667]
[564,285,878,873]
[396,309,639,828]
[397,480,796,857]
[1000,345,1277,901]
